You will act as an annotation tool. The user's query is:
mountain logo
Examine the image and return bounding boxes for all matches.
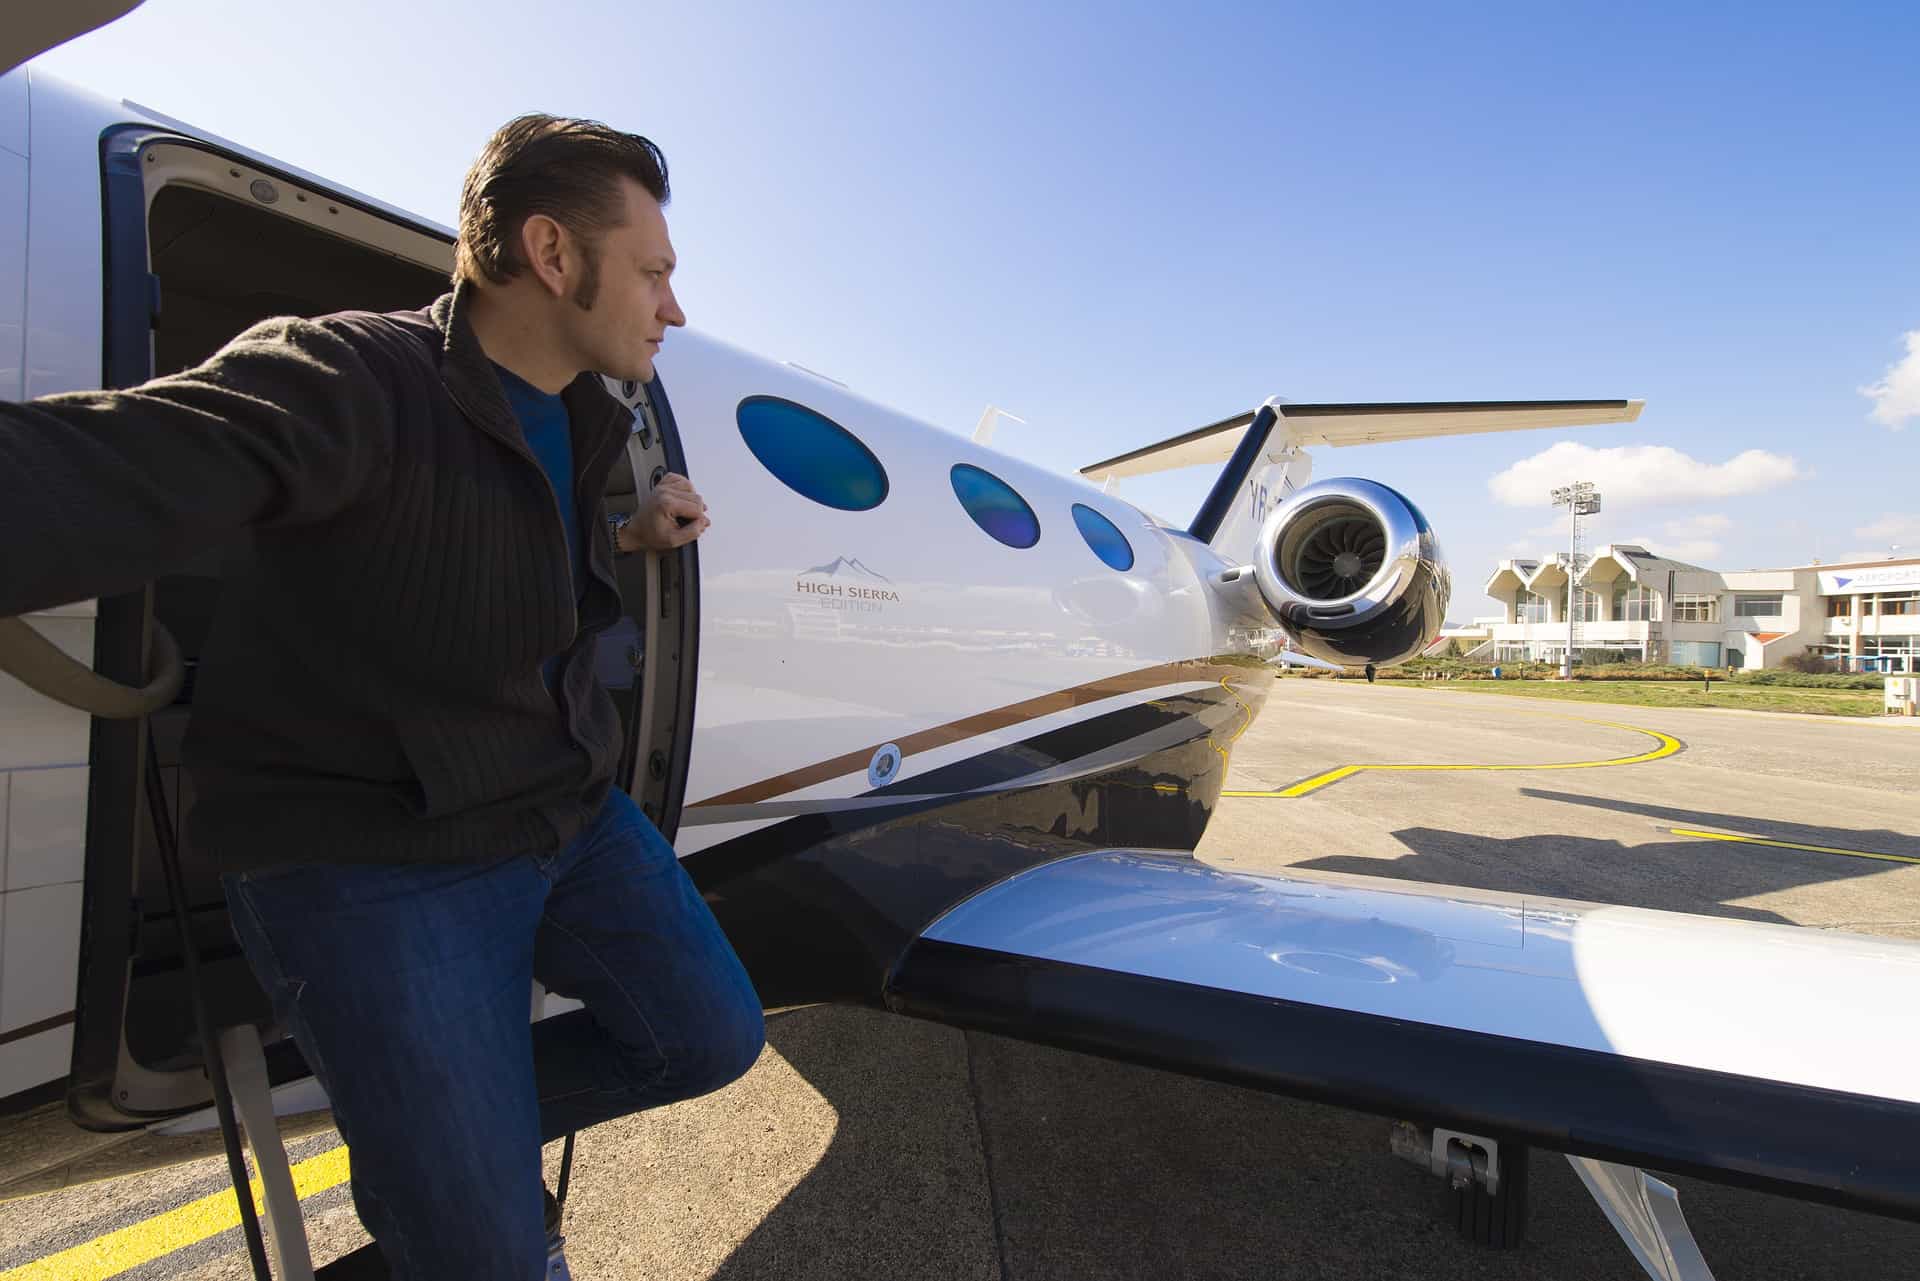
[803,556,892,583]
[794,555,901,607]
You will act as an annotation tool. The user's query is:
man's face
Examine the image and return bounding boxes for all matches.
[564,177,686,382]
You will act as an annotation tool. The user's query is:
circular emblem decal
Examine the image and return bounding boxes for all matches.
[868,742,903,790]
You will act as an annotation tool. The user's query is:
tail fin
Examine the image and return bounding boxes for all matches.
[1080,397,1643,565]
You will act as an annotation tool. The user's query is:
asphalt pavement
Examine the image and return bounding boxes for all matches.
[6,678,1919,1280]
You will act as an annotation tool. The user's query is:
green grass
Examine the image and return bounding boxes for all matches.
[1404,678,1884,717]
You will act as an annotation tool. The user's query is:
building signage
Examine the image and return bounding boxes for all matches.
[1817,565,1920,595]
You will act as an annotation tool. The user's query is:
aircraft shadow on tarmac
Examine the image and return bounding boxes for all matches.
[707,1007,1603,1281]
[698,800,1920,1279]
[693,1006,1920,1281]
[693,792,1920,1278]
[1293,789,1919,927]
[1515,790,1920,863]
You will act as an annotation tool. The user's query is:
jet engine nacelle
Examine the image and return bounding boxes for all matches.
[1250,478,1450,668]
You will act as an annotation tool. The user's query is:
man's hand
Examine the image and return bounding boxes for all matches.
[618,472,709,552]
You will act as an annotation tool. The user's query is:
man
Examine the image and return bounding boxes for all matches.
[0,116,764,1278]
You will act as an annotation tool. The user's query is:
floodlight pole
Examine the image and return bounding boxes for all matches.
[1550,481,1601,678]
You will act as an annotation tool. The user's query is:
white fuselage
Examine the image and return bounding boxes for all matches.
[6,70,1917,1265]
[0,67,1258,1103]
[669,333,1237,853]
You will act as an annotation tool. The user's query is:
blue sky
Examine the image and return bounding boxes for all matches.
[36,1,1920,613]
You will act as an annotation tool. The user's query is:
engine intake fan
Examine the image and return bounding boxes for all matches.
[1251,478,1451,668]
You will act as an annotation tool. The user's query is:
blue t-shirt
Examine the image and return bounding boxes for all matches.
[493,364,584,690]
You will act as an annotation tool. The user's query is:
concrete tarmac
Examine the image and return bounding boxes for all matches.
[5,679,1919,1279]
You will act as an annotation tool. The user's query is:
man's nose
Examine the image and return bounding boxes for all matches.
[661,282,687,329]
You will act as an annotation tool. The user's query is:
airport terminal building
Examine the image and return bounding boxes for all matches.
[1479,548,1920,672]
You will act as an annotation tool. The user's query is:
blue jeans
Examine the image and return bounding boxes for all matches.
[225,789,765,1280]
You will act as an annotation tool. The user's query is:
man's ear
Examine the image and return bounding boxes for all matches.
[519,214,570,299]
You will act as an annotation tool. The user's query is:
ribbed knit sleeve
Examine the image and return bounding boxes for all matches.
[0,315,395,617]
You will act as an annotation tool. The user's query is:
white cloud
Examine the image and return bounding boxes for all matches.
[1488,442,1800,508]
[1504,514,1731,564]
[1860,330,1920,429]
[1663,513,1733,538]
[1606,513,1733,563]
[1498,520,1571,561]
[1854,513,1920,546]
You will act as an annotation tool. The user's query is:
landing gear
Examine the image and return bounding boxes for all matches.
[1567,1155,1718,1280]
[1392,1123,1720,1278]
[1364,663,1377,684]
[1453,1140,1529,1248]
[1390,1123,1528,1249]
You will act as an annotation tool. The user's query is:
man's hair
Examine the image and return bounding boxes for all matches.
[454,114,670,289]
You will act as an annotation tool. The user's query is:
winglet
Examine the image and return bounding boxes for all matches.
[971,405,1027,446]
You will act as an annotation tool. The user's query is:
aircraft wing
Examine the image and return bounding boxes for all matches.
[1,0,143,74]
[1081,399,1643,482]
[885,850,1920,1221]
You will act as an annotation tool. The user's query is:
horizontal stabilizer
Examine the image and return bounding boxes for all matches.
[1081,399,1643,482]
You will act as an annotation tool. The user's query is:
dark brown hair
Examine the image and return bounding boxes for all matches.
[454,114,669,289]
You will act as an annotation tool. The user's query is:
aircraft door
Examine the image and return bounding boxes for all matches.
[48,129,456,1133]
[599,375,701,842]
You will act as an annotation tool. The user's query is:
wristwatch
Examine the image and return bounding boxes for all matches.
[607,512,633,553]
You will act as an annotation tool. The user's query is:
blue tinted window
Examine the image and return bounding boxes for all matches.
[1071,503,1134,571]
[951,464,1040,549]
[736,396,888,511]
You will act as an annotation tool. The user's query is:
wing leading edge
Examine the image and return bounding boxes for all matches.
[1080,399,1644,482]
[884,850,1920,1220]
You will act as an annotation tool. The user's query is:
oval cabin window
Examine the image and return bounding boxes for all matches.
[736,396,889,511]
[951,464,1041,549]
[1071,503,1135,571]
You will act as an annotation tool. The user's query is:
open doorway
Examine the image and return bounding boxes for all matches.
[63,129,699,1137]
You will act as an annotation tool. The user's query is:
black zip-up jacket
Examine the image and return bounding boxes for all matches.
[0,285,633,871]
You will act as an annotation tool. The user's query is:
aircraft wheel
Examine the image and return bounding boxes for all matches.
[1453,1141,1529,1249]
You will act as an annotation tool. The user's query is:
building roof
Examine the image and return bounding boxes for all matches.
[1590,545,1714,578]
[1485,543,1714,597]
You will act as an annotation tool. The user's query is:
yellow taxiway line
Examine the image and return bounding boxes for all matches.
[1221,713,1683,799]
[1668,827,1920,867]
[0,709,1695,1280]
[1213,676,1255,772]
[2,1145,351,1281]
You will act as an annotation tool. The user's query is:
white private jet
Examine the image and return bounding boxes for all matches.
[1,10,1915,1281]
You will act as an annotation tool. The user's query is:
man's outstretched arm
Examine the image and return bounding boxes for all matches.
[0,316,396,618]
